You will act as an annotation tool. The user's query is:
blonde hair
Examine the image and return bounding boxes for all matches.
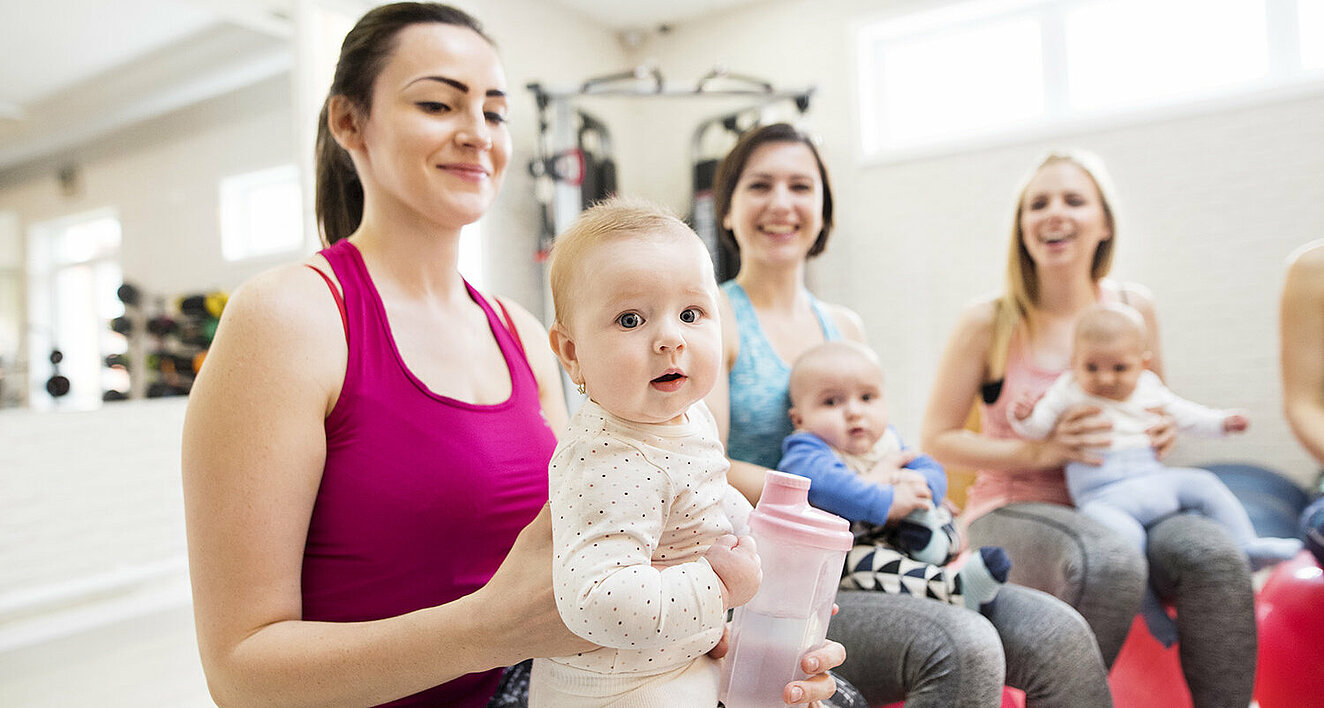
[547,197,703,327]
[989,150,1121,379]
[788,341,883,407]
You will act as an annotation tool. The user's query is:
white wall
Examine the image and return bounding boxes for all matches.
[0,76,298,298]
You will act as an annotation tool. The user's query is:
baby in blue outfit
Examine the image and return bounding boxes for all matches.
[778,341,1008,614]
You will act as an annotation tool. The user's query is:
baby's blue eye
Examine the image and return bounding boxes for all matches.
[617,312,642,329]
[680,308,699,323]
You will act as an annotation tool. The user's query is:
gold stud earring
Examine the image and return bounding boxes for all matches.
[577,382,586,396]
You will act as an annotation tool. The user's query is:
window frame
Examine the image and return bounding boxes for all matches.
[856,0,1324,164]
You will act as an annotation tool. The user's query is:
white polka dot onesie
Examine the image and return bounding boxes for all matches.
[537,399,753,687]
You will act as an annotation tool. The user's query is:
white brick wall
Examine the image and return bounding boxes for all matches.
[0,398,211,705]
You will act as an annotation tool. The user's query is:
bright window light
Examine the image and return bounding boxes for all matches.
[220,165,304,261]
[874,16,1044,150]
[858,0,1320,159]
[27,211,123,411]
[1302,0,1324,71]
[1066,0,1268,112]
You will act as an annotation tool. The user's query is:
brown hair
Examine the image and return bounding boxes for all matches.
[315,3,491,245]
[547,197,706,327]
[989,150,1121,378]
[711,123,835,269]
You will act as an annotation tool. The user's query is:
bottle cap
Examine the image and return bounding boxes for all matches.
[749,471,852,551]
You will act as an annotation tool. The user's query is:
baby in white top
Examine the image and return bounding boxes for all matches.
[531,198,759,707]
[1009,302,1301,645]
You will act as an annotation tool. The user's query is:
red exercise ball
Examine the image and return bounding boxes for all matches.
[1254,550,1324,708]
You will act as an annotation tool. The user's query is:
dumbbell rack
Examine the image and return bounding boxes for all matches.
[108,285,225,400]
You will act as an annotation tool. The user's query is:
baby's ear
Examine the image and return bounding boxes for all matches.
[1141,350,1154,365]
[788,406,803,429]
[548,323,582,385]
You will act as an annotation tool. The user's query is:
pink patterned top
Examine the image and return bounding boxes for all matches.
[302,239,556,707]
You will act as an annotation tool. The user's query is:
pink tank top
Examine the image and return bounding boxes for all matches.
[964,337,1074,520]
[302,240,556,707]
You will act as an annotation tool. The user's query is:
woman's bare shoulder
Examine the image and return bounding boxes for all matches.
[821,300,866,341]
[218,260,348,367]
[1287,240,1324,281]
[957,292,1001,334]
[1108,278,1158,315]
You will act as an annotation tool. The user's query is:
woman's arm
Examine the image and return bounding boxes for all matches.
[1281,242,1324,465]
[708,290,769,503]
[920,299,1104,471]
[184,266,585,707]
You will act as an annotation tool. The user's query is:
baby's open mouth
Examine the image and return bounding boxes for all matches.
[652,372,683,383]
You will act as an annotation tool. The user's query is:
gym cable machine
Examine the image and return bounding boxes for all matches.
[527,66,813,282]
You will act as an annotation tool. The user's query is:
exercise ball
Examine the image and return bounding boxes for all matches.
[1204,463,1310,539]
[1108,613,1191,708]
[1254,550,1324,708]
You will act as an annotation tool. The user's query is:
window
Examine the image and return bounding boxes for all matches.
[1065,0,1267,113]
[219,165,304,261]
[1302,0,1324,71]
[862,15,1045,154]
[27,210,126,410]
[859,0,1324,158]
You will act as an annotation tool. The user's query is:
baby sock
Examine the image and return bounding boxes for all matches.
[1140,588,1179,648]
[887,505,959,566]
[841,545,1011,616]
[1243,537,1305,571]
[955,547,1012,614]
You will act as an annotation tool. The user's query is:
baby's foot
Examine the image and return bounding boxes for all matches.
[892,506,958,566]
[1140,592,1179,648]
[1245,537,1305,571]
[958,547,1011,615]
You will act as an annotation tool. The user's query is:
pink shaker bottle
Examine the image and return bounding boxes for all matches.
[720,471,852,707]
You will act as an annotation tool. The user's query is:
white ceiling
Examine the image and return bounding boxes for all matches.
[0,0,767,175]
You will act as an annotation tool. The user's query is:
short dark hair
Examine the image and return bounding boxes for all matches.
[315,3,492,245]
[711,123,835,264]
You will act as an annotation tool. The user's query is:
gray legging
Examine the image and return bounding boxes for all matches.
[828,584,1112,707]
[968,503,1256,708]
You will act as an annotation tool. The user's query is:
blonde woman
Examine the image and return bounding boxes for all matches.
[921,151,1257,705]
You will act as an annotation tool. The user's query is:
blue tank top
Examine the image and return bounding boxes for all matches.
[723,281,842,469]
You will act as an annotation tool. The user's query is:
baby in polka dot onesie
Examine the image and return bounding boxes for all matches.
[532,198,760,707]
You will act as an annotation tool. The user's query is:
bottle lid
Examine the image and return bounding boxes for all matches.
[749,471,853,551]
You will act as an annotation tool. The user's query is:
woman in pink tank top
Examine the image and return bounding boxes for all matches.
[920,151,1257,705]
[182,5,850,707]
[181,6,580,707]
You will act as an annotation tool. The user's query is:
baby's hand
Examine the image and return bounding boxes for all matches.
[705,534,761,609]
[1224,411,1250,434]
[1010,394,1037,421]
[886,476,933,523]
[859,450,918,486]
